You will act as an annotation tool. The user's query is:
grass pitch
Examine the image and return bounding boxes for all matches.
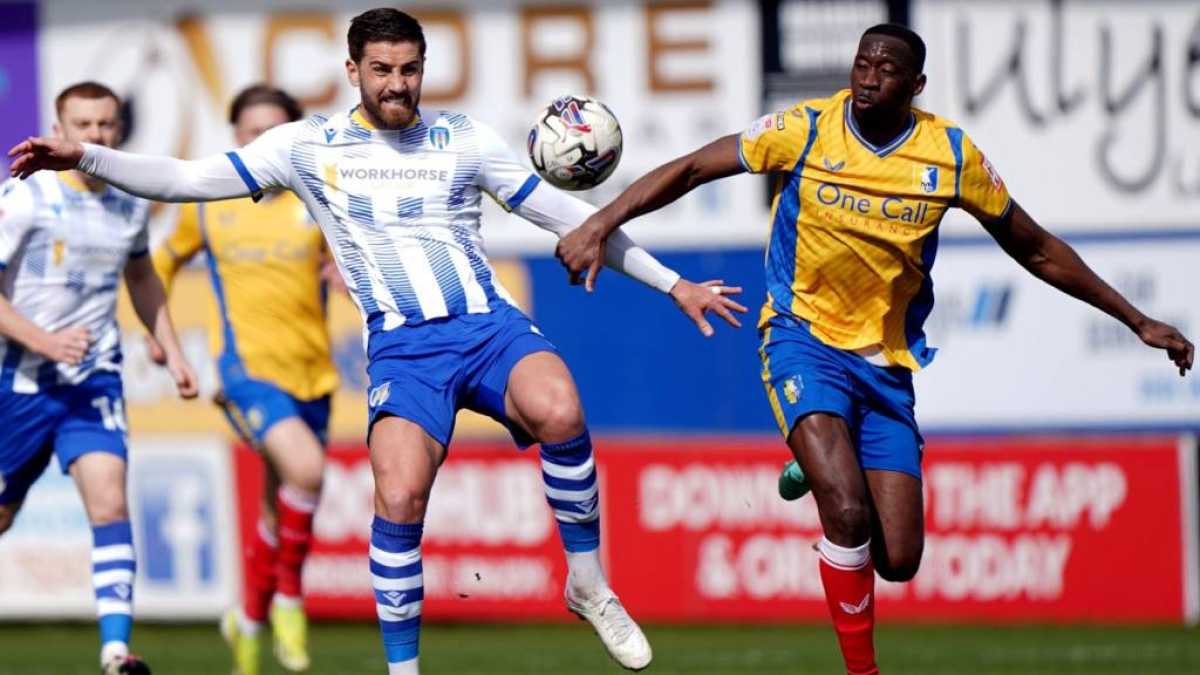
[0,622,1196,674]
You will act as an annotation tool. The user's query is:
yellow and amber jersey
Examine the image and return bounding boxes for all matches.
[740,89,1012,371]
[152,192,338,400]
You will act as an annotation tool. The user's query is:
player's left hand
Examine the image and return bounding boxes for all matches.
[669,279,747,337]
[1136,318,1194,376]
[7,137,85,179]
[167,356,200,399]
[556,220,607,291]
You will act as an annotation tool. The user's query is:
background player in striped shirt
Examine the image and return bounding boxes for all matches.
[150,84,333,675]
[0,81,198,675]
[556,23,1193,675]
[8,8,745,673]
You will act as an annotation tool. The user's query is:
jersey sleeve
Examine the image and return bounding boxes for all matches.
[738,109,810,174]
[224,120,303,199]
[0,179,37,270]
[472,117,542,212]
[152,203,204,291]
[957,133,1012,223]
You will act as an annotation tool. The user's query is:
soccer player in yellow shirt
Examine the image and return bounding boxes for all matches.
[556,23,1193,675]
[150,85,330,675]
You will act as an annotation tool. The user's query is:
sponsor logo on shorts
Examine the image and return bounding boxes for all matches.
[247,407,264,431]
[783,375,803,405]
[369,381,392,408]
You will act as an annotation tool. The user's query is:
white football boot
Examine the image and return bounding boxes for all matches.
[566,587,652,671]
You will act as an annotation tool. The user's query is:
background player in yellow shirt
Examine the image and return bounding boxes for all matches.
[150,85,330,675]
[557,23,1194,675]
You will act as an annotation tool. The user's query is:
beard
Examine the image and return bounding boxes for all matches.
[360,86,420,130]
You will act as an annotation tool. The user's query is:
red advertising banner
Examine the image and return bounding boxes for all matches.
[233,435,1198,623]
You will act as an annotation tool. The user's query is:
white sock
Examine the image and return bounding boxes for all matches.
[817,537,871,570]
[388,657,420,674]
[565,549,608,599]
[100,640,128,665]
[239,609,263,636]
[273,593,302,610]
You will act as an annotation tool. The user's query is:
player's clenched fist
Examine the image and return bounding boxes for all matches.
[8,137,84,179]
[35,325,91,365]
[556,219,607,290]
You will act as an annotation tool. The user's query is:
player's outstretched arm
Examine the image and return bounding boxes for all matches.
[557,134,745,291]
[985,202,1194,375]
[510,174,747,335]
[9,137,252,203]
[124,255,199,398]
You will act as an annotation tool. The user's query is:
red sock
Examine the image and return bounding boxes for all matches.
[243,520,277,623]
[275,486,319,600]
[818,537,878,675]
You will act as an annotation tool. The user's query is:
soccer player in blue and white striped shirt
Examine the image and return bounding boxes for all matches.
[10,9,745,674]
[1,82,198,675]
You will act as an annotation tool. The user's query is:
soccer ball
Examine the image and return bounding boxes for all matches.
[527,95,623,191]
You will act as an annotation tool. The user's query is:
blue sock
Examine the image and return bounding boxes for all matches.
[92,521,135,656]
[371,517,423,670]
[540,431,600,553]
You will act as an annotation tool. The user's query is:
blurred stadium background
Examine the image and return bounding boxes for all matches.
[1,0,1198,672]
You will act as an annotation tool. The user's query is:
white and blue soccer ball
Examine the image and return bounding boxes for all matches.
[527,95,623,191]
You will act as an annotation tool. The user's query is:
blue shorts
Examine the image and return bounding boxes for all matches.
[365,303,556,448]
[759,315,924,478]
[0,371,128,504]
[219,377,331,447]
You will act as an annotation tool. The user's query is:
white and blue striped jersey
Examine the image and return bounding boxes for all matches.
[0,172,149,393]
[226,107,543,335]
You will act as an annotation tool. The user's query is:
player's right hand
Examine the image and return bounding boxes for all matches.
[143,333,168,365]
[36,325,91,365]
[7,137,85,180]
[556,219,607,292]
[1136,318,1195,376]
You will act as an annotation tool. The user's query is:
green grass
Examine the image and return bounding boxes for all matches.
[0,622,1197,674]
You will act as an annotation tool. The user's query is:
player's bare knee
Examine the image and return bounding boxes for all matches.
[288,458,325,495]
[375,488,429,524]
[874,542,923,582]
[87,498,129,526]
[823,499,872,544]
[532,398,585,443]
[877,555,921,582]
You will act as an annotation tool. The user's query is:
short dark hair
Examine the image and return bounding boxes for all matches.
[228,84,303,126]
[862,23,926,74]
[348,8,426,63]
[55,81,120,116]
